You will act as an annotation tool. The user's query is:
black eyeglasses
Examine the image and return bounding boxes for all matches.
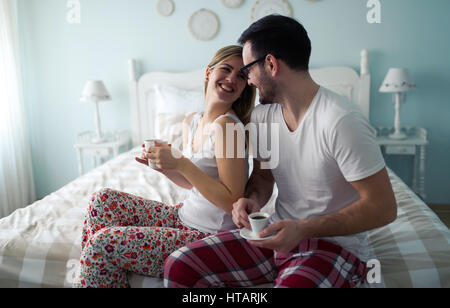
[239,55,267,77]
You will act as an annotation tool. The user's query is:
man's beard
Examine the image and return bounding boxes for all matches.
[258,73,277,105]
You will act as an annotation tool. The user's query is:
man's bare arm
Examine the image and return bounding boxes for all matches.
[244,159,275,207]
[253,167,397,253]
[231,159,276,229]
[300,167,397,238]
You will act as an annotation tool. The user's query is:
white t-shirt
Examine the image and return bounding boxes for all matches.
[250,87,385,261]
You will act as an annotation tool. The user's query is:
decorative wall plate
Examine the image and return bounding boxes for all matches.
[188,9,220,41]
[156,0,174,17]
[221,0,244,9]
[251,0,293,22]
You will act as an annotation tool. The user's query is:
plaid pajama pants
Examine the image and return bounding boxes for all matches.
[163,229,368,288]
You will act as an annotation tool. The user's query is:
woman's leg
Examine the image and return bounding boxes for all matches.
[76,225,211,288]
[81,188,184,250]
[164,230,276,288]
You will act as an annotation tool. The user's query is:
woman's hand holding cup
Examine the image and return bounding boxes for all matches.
[144,139,186,171]
[135,143,150,166]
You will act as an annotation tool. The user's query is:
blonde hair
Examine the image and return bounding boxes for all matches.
[205,45,256,126]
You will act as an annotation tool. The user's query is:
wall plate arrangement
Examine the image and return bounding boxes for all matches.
[251,0,293,22]
[221,0,244,9]
[188,9,220,41]
[156,0,174,17]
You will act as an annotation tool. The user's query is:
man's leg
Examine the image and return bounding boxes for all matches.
[164,230,276,288]
[274,239,368,288]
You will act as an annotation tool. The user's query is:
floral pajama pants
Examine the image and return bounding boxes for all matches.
[74,188,211,288]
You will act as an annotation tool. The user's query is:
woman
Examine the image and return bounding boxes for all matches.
[75,45,255,288]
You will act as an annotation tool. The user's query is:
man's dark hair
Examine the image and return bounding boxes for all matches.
[238,15,311,71]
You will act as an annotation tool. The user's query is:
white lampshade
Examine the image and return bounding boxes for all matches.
[379,68,416,93]
[80,80,111,102]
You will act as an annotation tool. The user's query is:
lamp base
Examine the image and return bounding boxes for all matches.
[389,93,407,140]
[389,131,407,140]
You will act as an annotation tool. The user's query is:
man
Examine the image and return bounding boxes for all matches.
[163,15,397,288]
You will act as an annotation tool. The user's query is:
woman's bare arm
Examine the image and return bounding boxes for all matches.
[177,117,247,214]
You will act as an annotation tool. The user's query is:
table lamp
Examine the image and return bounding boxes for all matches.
[379,68,416,140]
[80,80,111,143]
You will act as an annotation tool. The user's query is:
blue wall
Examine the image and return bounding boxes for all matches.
[17,0,450,203]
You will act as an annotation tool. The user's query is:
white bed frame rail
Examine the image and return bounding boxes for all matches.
[128,50,370,147]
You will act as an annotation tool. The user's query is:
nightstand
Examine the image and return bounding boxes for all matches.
[375,126,429,200]
[74,130,130,175]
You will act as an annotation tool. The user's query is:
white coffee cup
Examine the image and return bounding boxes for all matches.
[248,212,270,237]
[144,139,167,169]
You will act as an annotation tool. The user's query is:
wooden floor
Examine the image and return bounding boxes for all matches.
[428,204,450,229]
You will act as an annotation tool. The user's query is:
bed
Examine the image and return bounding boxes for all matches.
[1,50,449,288]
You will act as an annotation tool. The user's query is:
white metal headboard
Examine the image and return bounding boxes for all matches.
[128,50,370,147]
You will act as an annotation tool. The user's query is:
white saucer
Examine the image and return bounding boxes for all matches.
[240,228,275,241]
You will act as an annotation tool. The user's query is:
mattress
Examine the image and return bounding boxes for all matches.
[0,147,449,288]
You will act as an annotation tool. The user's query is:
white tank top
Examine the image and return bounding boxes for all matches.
[178,112,248,234]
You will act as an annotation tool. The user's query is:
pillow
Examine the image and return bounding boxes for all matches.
[154,84,204,114]
[155,113,186,150]
[153,84,204,150]
[323,84,354,101]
